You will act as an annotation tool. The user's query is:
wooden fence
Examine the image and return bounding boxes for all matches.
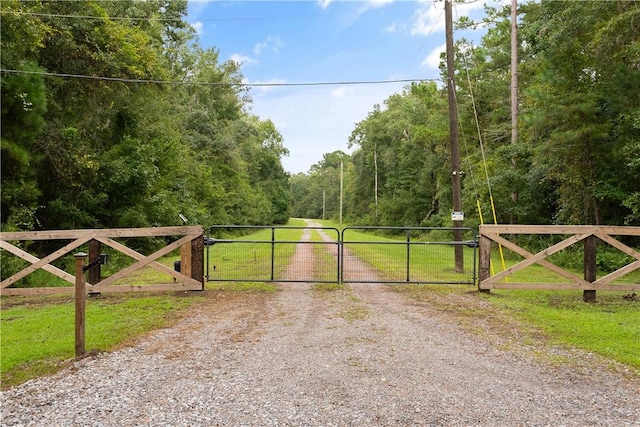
[0,226,204,296]
[478,225,640,300]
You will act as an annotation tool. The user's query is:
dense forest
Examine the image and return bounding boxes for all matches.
[1,0,291,233]
[292,1,640,229]
[2,0,639,236]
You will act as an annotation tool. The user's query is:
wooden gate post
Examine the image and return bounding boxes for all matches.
[478,232,491,293]
[88,239,101,285]
[180,234,204,290]
[191,234,204,289]
[583,235,597,303]
[74,252,87,357]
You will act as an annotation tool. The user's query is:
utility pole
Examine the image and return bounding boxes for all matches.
[374,142,378,222]
[510,0,518,223]
[445,0,464,272]
[323,190,326,220]
[510,0,518,147]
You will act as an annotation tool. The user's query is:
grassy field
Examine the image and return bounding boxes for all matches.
[1,292,200,389]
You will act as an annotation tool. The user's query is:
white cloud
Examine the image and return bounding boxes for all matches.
[254,36,285,55]
[229,53,258,67]
[191,21,203,35]
[411,2,445,36]
[411,0,486,37]
[317,0,333,10]
[249,83,407,173]
[368,0,394,8]
[385,21,397,33]
[422,43,446,70]
[348,0,394,24]
[331,87,350,98]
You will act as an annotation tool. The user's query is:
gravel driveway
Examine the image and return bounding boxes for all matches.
[2,225,639,426]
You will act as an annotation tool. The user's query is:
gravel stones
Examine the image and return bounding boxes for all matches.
[2,283,639,426]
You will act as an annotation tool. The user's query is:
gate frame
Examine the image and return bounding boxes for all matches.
[478,224,640,300]
[1,226,204,295]
[340,226,477,285]
[206,225,341,283]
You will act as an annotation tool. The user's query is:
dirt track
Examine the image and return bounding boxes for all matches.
[1,222,639,426]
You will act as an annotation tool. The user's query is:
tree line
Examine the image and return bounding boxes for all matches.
[291,1,640,229]
[1,0,291,235]
[2,0,639,237]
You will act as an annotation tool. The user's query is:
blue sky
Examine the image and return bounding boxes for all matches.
[186,0,501,174]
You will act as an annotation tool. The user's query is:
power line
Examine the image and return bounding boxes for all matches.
[0,9,325,23]
[1,0,420,23]
[0,69,438,87]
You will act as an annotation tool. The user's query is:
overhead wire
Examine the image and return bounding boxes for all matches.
[0,69,438,87]
[2,2,420,23]
[1,9,328,23]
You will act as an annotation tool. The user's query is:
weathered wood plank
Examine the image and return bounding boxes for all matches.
[0,286,76,296]
[94,234,196,289]
[0,240,75,285]
[180,242,192,279]
[92,237,201,288]
[479,281,640,291]
[0,226,203,241]
[482,233,590,287]
[86,283,202,293]
[0,282,203,296]
[480,225,640,236]
[594,233,640,261]
[0,237,91,289]
[594,260,640,286]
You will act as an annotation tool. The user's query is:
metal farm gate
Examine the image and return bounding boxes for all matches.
[206,225,341,284]
[340,226,477,285]
[205,225,477,285]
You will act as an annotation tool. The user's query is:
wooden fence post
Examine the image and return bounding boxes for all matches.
[583,235,597,303]
[74,252,87,357]
[88,239,101,285]
[478,231,491,293]
[191,234,204,290]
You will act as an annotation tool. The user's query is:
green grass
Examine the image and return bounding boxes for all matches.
[206,223,305,282]
[483,289,640,369]
[393,284,640,373]
[1,292,200,389]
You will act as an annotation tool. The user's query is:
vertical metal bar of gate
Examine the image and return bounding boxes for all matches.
[406,229,411,282]
[271,227,275,281]
[341,226,477,284]
[340,231,344,284]
[205,225,341,283]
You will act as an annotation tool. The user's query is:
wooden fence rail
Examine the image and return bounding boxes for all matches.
[478,225,640,301]
[0,226,204,296]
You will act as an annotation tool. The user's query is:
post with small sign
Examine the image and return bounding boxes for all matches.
[74,252,87,357]
[451,211,464,273]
